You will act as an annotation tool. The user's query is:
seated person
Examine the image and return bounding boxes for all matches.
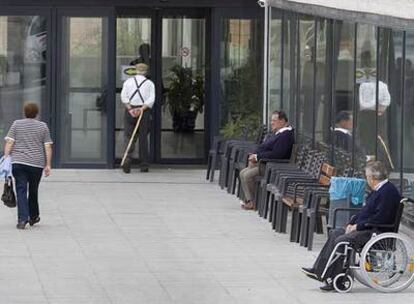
[239,110,294,210]
[334,111,353,153]
[301,161,401,291]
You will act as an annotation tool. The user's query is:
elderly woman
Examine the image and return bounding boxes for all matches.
[3,103,53,229]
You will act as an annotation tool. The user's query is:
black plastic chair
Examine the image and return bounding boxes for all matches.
[206,136,224,182]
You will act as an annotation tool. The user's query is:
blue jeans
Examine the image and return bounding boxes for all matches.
[12,164,43,222]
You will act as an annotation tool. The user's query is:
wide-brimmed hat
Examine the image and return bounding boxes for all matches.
[135,63,149,75]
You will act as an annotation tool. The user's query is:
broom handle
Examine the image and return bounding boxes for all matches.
[121,111,144,167]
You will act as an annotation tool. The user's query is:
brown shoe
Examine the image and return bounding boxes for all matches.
[242,202,255,210]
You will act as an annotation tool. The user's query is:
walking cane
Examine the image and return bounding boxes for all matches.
[121,111,144,167]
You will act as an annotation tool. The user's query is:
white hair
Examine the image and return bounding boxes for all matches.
[365,161,388,181]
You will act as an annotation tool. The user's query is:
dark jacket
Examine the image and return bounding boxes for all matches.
[334,129,352,153]
[256,126,295,160]
[349,181,401,231]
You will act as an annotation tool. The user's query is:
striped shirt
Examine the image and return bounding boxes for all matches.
[5,119,53,168]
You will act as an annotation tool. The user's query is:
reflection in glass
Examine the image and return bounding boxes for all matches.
[115,17,151,159]
[161,17,205,159]
[268,8,282,121]
[315,19,330,147]
[378,29,403,187]
[403,32,414,199]
[355,24,378,173]
[220,18,262,140]
[0,16,47,151]
[59,17,108,163]
[282,14,295,123]
[333,21,355,174]
[298,15,314,144]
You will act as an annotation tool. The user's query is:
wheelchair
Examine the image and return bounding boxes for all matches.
[320,198,414,293]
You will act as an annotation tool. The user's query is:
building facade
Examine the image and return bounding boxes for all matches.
[0,0,264,168]
[261,0,414,226]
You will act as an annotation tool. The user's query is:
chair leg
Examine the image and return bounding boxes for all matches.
[226,164,235,194]
[276,201,287,233]
[209,154,217,182]
[307,212,316,251]
[206,155,212,180]
[263,191,270,220]
[272,196,278,231]
[280,204,289,233]
[299,212,309,247]
[231,169,239,195]
[268,193,274,222]
[290,208,301,243]
[290,208,298,242]
[316,215,324,234]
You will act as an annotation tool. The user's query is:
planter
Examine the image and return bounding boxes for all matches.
[172,110,198,132]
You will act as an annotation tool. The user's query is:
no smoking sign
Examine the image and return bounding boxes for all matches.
[179,47,191,57]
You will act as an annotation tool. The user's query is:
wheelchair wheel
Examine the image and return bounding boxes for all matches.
[359,233,414,293]
[333,273,354,293]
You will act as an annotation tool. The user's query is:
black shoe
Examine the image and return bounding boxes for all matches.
[301,267,318,280]
[29,216,40,226]
[140,167,149,173]
[16,221,28,230]
[122,160,131,174]
[319,282,335,292]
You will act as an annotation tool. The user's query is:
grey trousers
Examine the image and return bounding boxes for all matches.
[124,109,151,168]
[239,162,259,202]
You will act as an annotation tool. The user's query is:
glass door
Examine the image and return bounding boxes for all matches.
[56,10,110,166]
[158,11,206,162]
[115,14,152,162]
[0,13,49,152]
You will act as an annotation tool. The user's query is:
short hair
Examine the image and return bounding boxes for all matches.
[272,110,288,122]
[335,111,352,124]
[24,102,39,118]
[365,161,388,181]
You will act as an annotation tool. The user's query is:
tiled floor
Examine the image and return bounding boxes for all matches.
[0,168,413,303]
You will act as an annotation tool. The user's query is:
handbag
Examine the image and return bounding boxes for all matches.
[1,176,16,208]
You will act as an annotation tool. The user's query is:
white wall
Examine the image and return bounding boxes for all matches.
[268,0,414,20]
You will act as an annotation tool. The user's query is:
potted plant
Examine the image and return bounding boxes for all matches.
[165,65,204,132]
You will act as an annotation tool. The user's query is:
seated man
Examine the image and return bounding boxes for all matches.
[301,161,401,291]
[334,111,353,153]
[239,110,294,210]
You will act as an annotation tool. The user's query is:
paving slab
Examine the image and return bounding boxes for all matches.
[0,168,413,304]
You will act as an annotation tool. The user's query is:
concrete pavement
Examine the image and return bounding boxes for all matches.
[0,168,413,303]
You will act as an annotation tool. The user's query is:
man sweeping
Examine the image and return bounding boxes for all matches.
[120,63,155,173]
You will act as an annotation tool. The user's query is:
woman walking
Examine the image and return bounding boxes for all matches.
[3,102,53,229]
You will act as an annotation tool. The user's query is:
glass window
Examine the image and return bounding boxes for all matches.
[355,24,377,174]
[315,19,331,150]
[332,21,355,175]
[268,8,282,121]
[403,31,414,199]
[219,17,263,140]
[298,15,315,144]
[282,13,297,125]
[0,16,48,151]
[378,29,403,187]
